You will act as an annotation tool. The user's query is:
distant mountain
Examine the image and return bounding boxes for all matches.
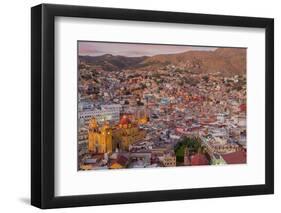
[79,48,246,76]
[79,54,148,71]
[142,48,246,76]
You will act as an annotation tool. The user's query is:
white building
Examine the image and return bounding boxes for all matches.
[79,104,122,125]
[217,113,227,123]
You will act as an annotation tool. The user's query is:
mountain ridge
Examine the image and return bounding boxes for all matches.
[79,48,246,76]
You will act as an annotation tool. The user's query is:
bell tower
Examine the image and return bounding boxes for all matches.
[101,121,113,153]
[88,118,100,153]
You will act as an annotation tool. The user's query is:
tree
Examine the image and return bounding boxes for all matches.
[174,137,202,162]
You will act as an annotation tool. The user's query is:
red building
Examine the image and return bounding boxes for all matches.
[221,150,246,164]
[190,153,209,165]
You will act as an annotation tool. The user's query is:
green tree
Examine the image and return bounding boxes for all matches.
[174,137,202,162]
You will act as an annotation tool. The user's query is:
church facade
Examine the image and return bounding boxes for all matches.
[88,115,146,154]
[88,119,113,153]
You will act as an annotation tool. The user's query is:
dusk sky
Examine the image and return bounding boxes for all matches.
[78,41,217,57]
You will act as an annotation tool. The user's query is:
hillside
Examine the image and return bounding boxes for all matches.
[142,48,246,76]
[79,54,148,71]
[79,47,246,76]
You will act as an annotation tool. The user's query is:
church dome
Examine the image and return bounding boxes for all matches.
[120,115,131,125]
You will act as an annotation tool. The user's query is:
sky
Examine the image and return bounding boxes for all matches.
[78,41,217,57]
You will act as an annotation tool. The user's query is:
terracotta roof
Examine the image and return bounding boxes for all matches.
[239,104,246,112]
[191,154,209,165]
[221,150,246,164]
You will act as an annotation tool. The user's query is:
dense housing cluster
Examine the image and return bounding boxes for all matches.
[78,49,247,170]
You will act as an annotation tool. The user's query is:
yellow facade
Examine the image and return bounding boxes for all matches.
[88,116,145,153]
[101,122,113,153]
[88,118,112,153]
[113,119,146,151]
[163,155,177,167]
[138,116,148,125]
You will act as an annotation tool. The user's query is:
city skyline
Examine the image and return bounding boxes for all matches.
[78,41,247,171]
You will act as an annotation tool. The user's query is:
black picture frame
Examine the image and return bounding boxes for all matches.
[31,3,274,209]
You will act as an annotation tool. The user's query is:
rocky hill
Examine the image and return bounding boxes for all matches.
[142,48,246,76]
[79,47,246,76]
[79,54,148,71]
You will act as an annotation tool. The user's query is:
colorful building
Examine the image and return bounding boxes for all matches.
[112,115,146,151]
[88,115,146,154]
[88,118,113,153]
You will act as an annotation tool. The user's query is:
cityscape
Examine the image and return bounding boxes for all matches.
[78,41,247,171]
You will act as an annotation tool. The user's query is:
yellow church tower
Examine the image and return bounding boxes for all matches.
[88,118,100,153]
[101,121,113,153]
[88,118,113,153]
